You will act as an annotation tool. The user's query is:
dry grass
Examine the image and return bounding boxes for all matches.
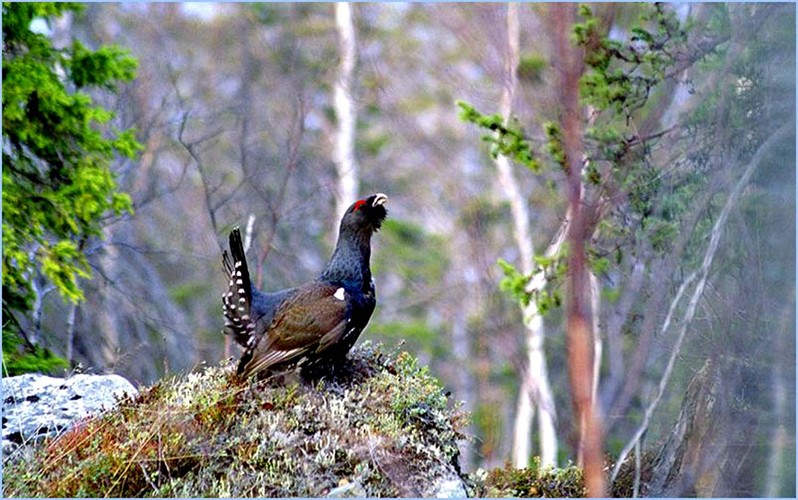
[3,342,468,497]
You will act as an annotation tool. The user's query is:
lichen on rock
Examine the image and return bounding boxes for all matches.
[3,342,469,498]
[2,372,138,462]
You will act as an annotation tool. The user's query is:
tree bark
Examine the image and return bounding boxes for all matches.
[65,303,77,364]
[334,2,359,218]
[551,4,605,496]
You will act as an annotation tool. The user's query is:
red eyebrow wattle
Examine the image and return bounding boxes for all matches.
[354,199,366,211]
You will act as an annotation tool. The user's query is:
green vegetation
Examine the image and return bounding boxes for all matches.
[457,3,695,316]
[372,218,449,357]
[516,54,546,85]
[2,2,141,374]
[4,343,614,497]
[3,344,468,497]
[471,458,585,497]
[1,329,68,375]
[457,101,541,173]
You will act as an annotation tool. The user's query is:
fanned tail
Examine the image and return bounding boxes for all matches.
[222,227,256,349]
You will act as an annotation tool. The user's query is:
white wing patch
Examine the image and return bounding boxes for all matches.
[334,287,345,301]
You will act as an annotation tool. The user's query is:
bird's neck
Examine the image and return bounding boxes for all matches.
[321,228,372,288]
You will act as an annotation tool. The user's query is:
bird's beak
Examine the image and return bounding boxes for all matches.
[373,193,389,207]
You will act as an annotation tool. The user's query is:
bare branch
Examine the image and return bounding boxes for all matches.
[610,123,792,483]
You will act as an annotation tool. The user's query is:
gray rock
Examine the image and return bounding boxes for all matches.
[2,373,137,460]
[428,475,468,498]
[327,480,367,498]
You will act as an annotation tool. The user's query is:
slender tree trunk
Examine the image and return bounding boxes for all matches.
[27,245,56,347]
[334,2,359,218]
[450,239,478,469]
[551,4,605,496]
[590,272,601,412]
[97,241,121,368]
[65,303,77,364]
[30,277,46,346]
[494,2,559,470]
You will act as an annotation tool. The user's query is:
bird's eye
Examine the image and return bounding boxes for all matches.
[353,199,366,212]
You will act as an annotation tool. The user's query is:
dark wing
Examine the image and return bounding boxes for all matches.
[237,282,350,377]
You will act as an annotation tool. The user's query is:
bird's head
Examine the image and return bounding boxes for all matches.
[340,193,389,234]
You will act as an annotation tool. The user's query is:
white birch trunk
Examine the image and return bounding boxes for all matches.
[590,271,602,413]
[497,3,558,469]
[334,2,359,218]
[66,303,77,364]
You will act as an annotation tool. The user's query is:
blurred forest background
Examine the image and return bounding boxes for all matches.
[2,2,795,496]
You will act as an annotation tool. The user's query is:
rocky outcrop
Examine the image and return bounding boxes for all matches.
[4,343,469,497]
[2,373,138,461]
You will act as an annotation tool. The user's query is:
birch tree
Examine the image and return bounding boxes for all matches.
[333,2,359,218]
[458,4,708,490]
[492,3,558,469]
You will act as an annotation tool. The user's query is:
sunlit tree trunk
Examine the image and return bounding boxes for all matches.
[334,2,359,218]
[494,3,558,469]
[551,4,605,496]
[65,303,77,364]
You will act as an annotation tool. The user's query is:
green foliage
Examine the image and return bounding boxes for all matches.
[497,256,564,316]
[372,219,448,352]
[470,402,504,459]
[1,329,68,376]
[648,219,679,253]
[497,259,531,307]
[574,3,688,118]
[517,53,546,85]
[456,101,541,172]
[543,122,567,172]
[458,3,700,326]
[168,280,208,309]
[2,2,141,365]
[3,344,468,497]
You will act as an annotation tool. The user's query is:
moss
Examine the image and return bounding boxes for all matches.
[3,342,467,498]
[467,458,586,498]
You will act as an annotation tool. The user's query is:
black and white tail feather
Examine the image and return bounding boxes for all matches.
[222,228,258,367]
